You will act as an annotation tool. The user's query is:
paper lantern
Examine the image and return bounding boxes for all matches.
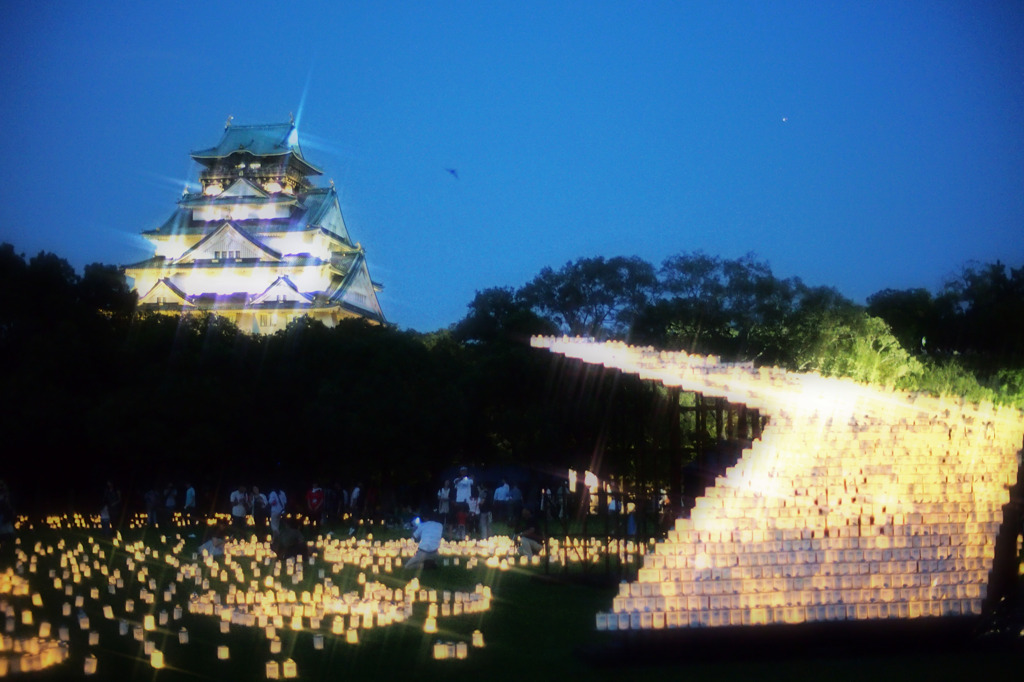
[217,645,230,660]
[266,661,280,679]
[270,637,282,654]
[84,654,98,675]
[150,649,164,669]
[472,630,485,647]
[282,659,297,678]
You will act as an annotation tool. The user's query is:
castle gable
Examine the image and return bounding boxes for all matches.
[176,223,282,264]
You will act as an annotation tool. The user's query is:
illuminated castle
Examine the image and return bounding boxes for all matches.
[531,337,1024,628]
[126,120,385,333]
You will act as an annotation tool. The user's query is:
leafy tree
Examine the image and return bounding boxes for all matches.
[453,287,557,344]
[519,256,657,339]
[942,261,1024,363]
[79,263,136,319]
[866,287,938,354]
[637,252,802,362]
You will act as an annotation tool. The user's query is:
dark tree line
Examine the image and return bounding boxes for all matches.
[1,243,1021,512]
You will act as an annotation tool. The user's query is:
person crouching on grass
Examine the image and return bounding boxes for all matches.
[405,511,444,569]
[516,508,544,558]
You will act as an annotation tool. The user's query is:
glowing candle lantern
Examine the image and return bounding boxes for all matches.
[89,631,99,646]
[313,633,324,650]
[217,645,230,660]
[472,630,485,647]
[266,661,280,679]
[346,629,359,644]
[331,617,345,635]
[143,614,155,631]
[433,641,448,659]
[22,610,33,626]
[125,599,134,613]
[270,637,282,654]
[456,641,468,659]
[282,659,297,678]
[118,620,129,636]
[150,649,164,668]
[84,654,98,675]
[158,610,168,626]
[220,621,230,634]
[423,616,437,633]
[178,627,188,644]
[144,640,155,655]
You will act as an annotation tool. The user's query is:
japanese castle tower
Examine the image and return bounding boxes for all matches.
[126,120,385,333]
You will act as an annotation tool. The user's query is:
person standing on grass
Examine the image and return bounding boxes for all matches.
[478,485,492,540]
[0,480,15,551]
[454,467,474,514]
[268,488,287,537]
[230,485,249,533]
[508,482,523,524]
[145,486,160,528]
[348,482,363,535]
[183,482,196,530]
[163,482,178,528]
[437,479,452,527]
[251,486,269,530]
[101,480,121,536]
[306,482,325,528]
[492,479,509,526]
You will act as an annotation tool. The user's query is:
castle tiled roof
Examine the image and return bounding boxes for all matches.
[190,122,322,175]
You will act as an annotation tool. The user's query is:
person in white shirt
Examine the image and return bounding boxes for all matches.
[229,485,249,533]
[268,489,287,536]
[405,513,444,569]
[454,467,474,512]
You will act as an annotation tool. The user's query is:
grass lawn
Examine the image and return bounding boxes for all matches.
[1,522,1021,681]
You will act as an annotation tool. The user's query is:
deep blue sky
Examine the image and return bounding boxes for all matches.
[2,2,1022,332]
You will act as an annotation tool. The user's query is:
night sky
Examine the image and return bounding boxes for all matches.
[1,2,1022,332]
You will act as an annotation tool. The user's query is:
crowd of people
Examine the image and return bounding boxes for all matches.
[0,470,579,567]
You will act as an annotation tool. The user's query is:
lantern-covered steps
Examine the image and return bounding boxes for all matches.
[530,337,1023,630]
